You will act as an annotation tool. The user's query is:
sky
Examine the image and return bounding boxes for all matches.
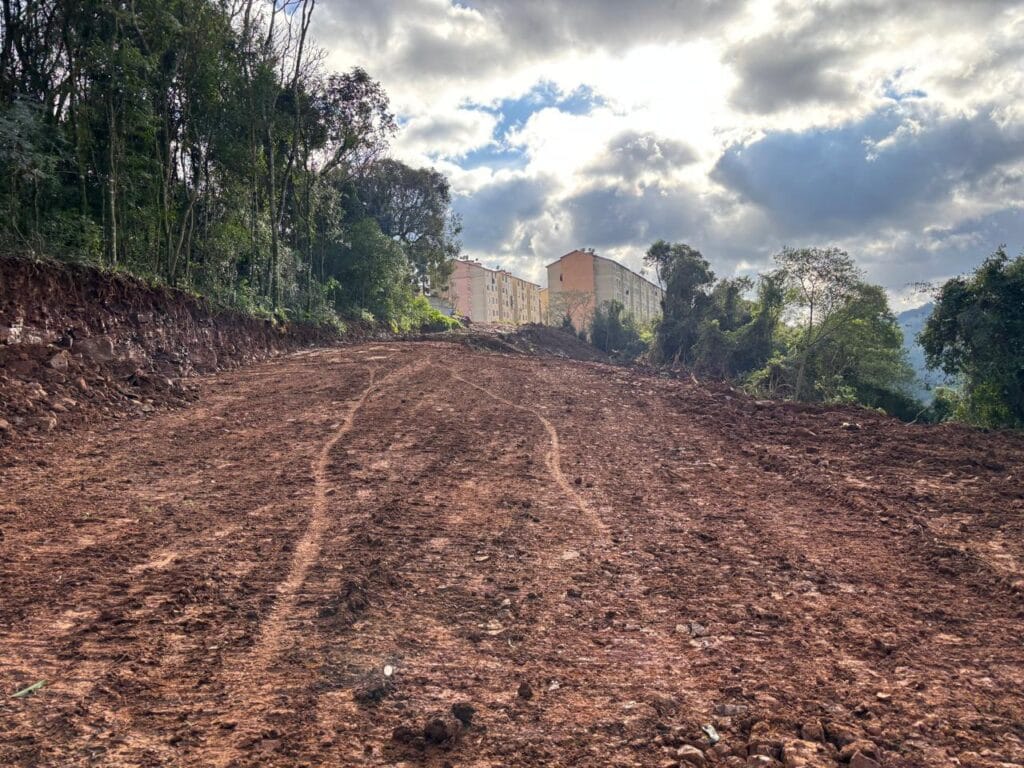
[312,0,1024,306]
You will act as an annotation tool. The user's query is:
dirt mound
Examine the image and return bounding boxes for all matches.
[438,323,610,362]
[0,255,356,451]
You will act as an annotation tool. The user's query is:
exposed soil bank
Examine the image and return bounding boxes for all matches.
[0,255,348,450]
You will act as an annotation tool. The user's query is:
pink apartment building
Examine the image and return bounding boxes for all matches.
[444,259,542,325]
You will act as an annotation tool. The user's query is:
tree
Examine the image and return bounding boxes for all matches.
[920,247,1024,427]
[645,241,782,377]
[549,289,593,330]
[353,159,461,290]
[644,240,716,364]
[745,252,917,413]
[774,247,861,400]
[589,300,646,359]
[0,0,460,332]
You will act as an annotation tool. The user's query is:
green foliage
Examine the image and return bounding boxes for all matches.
[353,159,462,291]
[0,0,461,331]
[645,241,779,377]
[647,240,922,420]
[589,300,647,360]
[920,248,1024,428]
[403,294,461,333]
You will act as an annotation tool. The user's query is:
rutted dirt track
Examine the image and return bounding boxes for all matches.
[1,342,1023,768]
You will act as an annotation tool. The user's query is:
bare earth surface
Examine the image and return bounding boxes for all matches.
[1,342,1023,768]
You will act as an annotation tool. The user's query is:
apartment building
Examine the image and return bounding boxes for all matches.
[444,259,542,325]
[545,249,664,331]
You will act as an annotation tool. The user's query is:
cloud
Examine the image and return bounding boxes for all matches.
[712,104,1024,237]
[565,182,710,251]
[395,110,499,159]
[727,33,856,114]
[585,131,697,183]
[453,174,557,253]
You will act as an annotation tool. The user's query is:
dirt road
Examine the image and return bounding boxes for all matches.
[2,342,1022,767]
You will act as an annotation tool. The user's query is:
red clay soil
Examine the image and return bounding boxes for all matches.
[1,342,1022,768]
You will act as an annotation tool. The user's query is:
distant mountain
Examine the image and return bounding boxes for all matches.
[896,303,953,402]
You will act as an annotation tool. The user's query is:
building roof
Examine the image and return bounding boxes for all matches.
[545,249,663,292]
[454,258,541,288]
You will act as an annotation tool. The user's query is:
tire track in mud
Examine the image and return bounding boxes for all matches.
[206,354,428,767]
[447,363,611,545]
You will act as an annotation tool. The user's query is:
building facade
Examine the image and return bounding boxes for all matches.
[545,249,663,331]
[444,259,542,325]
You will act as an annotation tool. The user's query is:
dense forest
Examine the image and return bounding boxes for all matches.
[0,0,460,329]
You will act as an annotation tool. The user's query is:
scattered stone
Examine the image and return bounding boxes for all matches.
[849,753,881,768]
[517,681,533,700]
[423,714,461,746]
[75,377,89,391]
[688,621,709,637]
[451,702,475,727]
[800,721,825,742]
[748,721,786,757]
[0,418,11,434]
[391,725,419,744]
[353,675,392,706]
[77,335,116,364]
[35,413,57,432]
[781,738,835,767]
[824,722,861,749]
[840,422,861,431]
[839,740,878,762]
[701,724,721,745]
[48,351,70,371]
[676,744,706,766]
[650,694,679,717]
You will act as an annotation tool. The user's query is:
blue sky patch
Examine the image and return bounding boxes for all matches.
[452,81,606,170]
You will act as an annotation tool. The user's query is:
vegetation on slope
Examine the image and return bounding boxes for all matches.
[0,0,460,332]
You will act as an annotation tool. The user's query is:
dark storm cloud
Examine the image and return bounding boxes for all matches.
[585,131,697,182]
[477,0,746,50]
[453,175,556,252]
[712,105,1024,237]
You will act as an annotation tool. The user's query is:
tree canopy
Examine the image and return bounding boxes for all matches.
[645,240,919,419]
[920,248,1024,428]
[0,0,461,330]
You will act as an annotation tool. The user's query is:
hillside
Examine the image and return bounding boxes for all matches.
[896,303,953,402]
[2,341,1022,767]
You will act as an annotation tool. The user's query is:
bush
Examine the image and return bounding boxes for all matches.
[401,294,460,333]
